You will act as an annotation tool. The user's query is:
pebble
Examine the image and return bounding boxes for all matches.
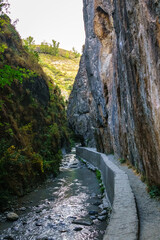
[6,212,19,221]
[74,227,83,231]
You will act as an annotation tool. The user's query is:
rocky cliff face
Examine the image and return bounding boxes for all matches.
[67,0,160,185]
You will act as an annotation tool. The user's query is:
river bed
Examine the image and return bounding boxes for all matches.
[0,149,109,240]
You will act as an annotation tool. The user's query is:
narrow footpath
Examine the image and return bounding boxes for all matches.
[108,155,160,240]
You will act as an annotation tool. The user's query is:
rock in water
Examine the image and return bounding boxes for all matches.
[7,212,19,221]
[4,236,14,240]
[74,227,83,231]
[98,216,106,221]
[72,219,93,226]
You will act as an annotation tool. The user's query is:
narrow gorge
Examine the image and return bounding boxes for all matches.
[0,0,160,239]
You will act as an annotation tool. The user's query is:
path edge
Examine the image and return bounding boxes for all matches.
[76,147,139,240]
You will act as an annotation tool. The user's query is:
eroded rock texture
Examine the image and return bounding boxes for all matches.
[67,0,160,185]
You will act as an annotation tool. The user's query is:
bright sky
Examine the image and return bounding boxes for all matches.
[8,0,85,52]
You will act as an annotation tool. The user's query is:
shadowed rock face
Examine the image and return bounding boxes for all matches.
[67,0,160,185]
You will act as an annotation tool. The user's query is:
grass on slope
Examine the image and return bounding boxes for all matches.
[39,53,80,100]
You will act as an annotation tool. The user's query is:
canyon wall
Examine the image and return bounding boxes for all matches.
[67,0,160,185]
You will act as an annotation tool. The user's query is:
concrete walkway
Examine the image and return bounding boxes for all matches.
[108,155,160,240]
[76,147,138,240]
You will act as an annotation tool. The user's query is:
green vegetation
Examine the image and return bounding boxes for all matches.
[23,36,39,61]
[72,47,81,58]
[78,157,86,165]
[119,158,126,164]
[22,37,80,100]
[39,52,80,99]
[0,9,72,210]
[95,169,105,194]
[37,40,60,56]
[0,65,37,87]
[148,185,160,199]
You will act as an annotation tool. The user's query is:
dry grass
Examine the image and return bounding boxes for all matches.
[39,53,80,100]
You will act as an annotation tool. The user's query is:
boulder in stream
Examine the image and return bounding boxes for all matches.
[6,212,19,221]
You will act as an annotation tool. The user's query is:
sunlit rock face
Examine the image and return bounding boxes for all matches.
[67,0,160,185]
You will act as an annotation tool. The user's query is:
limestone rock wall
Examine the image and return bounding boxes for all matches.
[67,0,160,185]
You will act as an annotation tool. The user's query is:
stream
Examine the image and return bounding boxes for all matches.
[0,148,109,240]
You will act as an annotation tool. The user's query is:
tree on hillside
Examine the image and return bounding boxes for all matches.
[23,36,35,47]
[39,41,52,54]
[72,47,80,58]
[39,40,60,56]
[23,36,39,61]
[52,40,60,56]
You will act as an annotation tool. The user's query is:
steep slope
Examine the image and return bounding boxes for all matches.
[0,15,70,209]
[39,53,80,100]
[67,0,160,186]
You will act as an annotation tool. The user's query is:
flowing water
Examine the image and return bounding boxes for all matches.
[0,149,109,240]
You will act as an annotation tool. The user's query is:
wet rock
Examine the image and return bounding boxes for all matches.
[89,210,98,215]
[93,201,102,206]
[72,219,93,226]
[36,222,43,226]
[91,193,97,198]
[19,207,26,211]
[102,198,110,209]
[4,236,14,240]
[97,194,103,199]
[12,227,19,232]
[99,210,107,216]
[74,227,83,231]
[93,219,99,225]
[36,209,42,213]
[72,162,78,165]
[60,229,68,233]
[36,238,49,240]
[70,164,78,168]
[6,212,19,221]
[90,216,96,220]
[48,197,54,201]
[98,215,106,221]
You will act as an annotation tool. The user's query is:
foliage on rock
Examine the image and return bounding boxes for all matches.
[0,13,70,210]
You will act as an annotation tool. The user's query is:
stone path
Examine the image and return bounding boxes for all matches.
[108,155,160,240]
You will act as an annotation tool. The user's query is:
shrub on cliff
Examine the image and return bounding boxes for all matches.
[0,12,70,210]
